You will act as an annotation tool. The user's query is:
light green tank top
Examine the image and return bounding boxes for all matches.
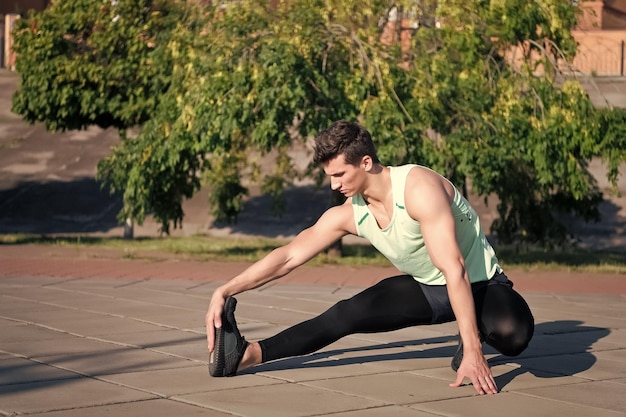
[352,164,501,285]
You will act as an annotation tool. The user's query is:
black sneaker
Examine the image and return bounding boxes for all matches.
[209,296,249,377]
[451,333,484,372]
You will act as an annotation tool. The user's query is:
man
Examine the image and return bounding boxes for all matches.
[205,120,534,395]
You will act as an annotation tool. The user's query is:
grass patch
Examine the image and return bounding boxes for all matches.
[496,247,626,274]
[1,234,625,273]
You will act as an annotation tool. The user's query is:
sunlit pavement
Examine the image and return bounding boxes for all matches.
[1,246,625,416]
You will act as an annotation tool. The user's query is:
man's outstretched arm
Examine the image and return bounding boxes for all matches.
[206,203,353,352]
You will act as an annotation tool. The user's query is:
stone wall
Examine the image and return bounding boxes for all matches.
[572,30,626,76]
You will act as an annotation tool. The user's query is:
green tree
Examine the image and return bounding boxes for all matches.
[11,0,192,235]
[98,0,406,232]
[12,0,184,131]
[13,0,626,246]
[388,0,626,245]
[98,0,626,243]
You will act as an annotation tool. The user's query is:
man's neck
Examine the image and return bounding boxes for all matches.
[360,164,391,205]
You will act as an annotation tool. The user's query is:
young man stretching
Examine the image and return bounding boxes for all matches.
[205,120,534,395]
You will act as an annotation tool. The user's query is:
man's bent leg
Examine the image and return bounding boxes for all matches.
[474,277,534,357]
[259,275,433,363]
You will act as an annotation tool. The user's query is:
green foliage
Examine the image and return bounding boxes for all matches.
[383,0,624,245]
[99,0,407,231]
[12,0,183,131]
[204,150,249,224]
[12,0,626,245]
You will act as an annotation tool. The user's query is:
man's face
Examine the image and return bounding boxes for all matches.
[322,154,366,197]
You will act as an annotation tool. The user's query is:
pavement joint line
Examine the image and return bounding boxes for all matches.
[297,375,476,405]
[0,314,207,365]
[1,293,202,329]
[303,405,401,417]
[113,278,151,288]
[505,389,626,413]
[185,280,224,290]
[3,284,202,313]
[40,276,89,287]
[28,399,172,416]
[7,396,169,416]
[167,395,250,417]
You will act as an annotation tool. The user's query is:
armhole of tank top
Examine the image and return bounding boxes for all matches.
[351,195,367,236]
[394,165,415,208]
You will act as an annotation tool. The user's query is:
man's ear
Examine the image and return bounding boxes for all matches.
[361,155,374,171]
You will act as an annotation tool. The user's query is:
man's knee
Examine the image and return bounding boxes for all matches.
[488,318,534,357]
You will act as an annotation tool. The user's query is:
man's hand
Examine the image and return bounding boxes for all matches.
[205,290,226,352]
[449,349,498,395]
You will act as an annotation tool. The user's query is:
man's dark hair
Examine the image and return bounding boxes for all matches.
[313,120,380,166]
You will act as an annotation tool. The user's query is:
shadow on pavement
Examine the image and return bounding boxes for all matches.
[245,320,610,389]
[494,320,611,389]
[201,183,331,239]
[0,178,122,234]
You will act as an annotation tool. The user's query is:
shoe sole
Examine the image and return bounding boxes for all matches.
[209,324,226,376]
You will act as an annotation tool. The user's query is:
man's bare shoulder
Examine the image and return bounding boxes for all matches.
[405,165,447,190]
[313,198,356,236]
[404,165,455,220]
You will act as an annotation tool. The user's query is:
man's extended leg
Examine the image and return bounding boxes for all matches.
[259,274,433,363]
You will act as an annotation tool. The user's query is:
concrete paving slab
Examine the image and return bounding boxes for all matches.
[37,315,179,338]
[227,321,288,343]
[508,352,626,380]
[253,359,391,383]
[306,372,476,405]
[323,344,456,373]
[0,276,83,287]
[531,318,617,336]
[594,349,626,363]
[104,365,285,396]
[0,322,72,343]
[131,310,206,329]
[0,334,135,358]
[30,297,196,321]
[0,356,81,385]
[46,286,210,311]
[38,348,198,377]
[147,339,209,362]
[178,382,388,417]
[591,329,626,348]
[0,377,157,415]
[519,380,626,413]
[0,302,105,323]
[0,298,76,316]
[236,293,336,315]
[235,302,319,327]
[326,406,441,417]
[94,329,204,349]
[411,392,626,417]
[507,331,614,360]
[412,363,586,391]
[25,398,230,417]
[511,351,626,380]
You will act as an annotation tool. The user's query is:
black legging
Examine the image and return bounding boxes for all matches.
[259,274,534,363]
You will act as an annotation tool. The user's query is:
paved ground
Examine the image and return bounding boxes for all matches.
[0,245,625,416]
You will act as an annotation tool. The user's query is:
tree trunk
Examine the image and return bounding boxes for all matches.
[123,218,134,240]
